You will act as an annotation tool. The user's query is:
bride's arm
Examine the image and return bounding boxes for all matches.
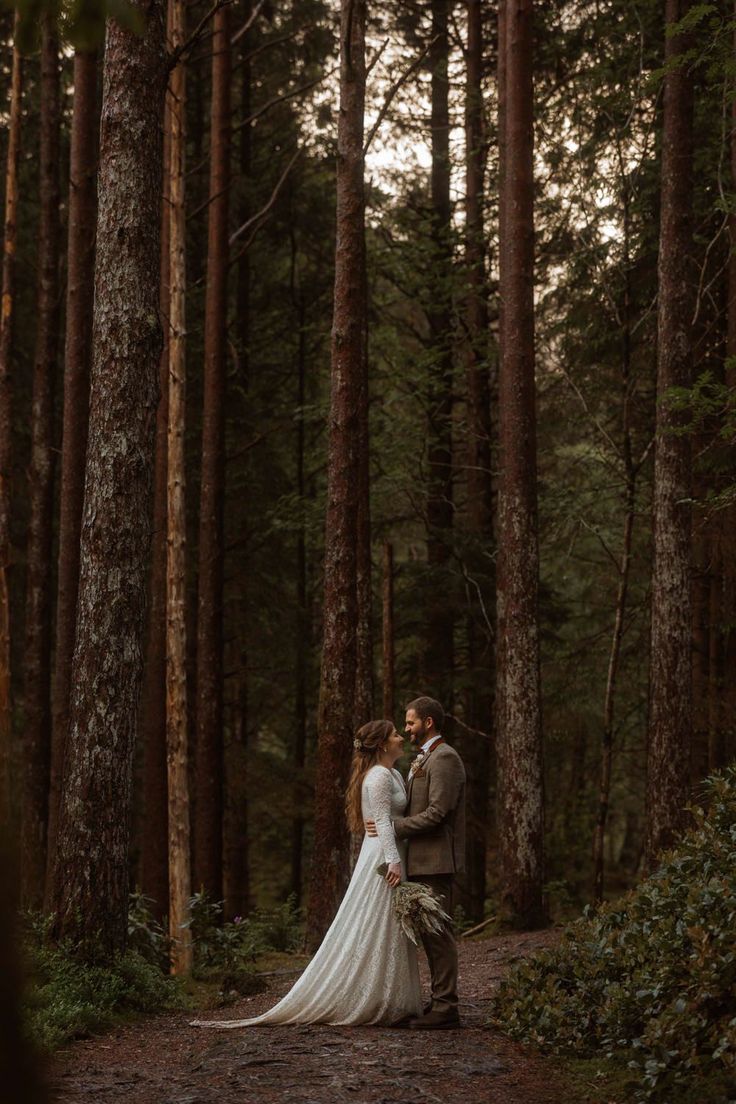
[364,768,402,867]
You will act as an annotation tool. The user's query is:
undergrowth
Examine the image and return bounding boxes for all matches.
[492,768,736,1103]
[24,891,304,1051]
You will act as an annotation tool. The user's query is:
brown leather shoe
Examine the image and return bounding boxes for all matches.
[409,1008,461,1030]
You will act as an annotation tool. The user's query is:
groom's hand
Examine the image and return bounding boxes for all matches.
[364,820,378,837]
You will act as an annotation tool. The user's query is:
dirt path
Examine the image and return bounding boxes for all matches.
[49,930,578,1104]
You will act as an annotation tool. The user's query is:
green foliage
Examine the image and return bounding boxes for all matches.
[23,914,182,1052]
[187,892,303,995]
[492,769,736,1103]
[127,891,169,969]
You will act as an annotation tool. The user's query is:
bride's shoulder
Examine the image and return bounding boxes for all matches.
[365,764,391,778]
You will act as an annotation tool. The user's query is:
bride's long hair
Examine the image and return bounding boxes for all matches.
[344,719,395,835]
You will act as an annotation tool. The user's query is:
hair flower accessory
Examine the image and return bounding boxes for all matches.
[353,738,363,750]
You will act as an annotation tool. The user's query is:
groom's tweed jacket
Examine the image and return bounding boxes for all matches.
[392,740,466,877]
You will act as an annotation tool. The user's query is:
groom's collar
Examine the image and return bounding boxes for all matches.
[418,733,443,755]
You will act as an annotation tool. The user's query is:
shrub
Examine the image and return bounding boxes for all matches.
[23,916,182,1051]
[492,768,736,1103]
[127,891,169,969]
[186,892,260,992]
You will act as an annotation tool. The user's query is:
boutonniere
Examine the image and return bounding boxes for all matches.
[408,751,427,779]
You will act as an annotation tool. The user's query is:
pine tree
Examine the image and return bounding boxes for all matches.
[51,0,167,958]
[194,2,232,902]
[46,46,99,906]
[496,0,545,928]
[645,0,695,865]
[0,14,23,830]
[307,0,366,948]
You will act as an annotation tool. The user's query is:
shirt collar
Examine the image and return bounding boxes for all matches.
[419,733,443,755]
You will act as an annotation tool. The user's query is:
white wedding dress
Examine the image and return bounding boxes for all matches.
[193,765,422,1027]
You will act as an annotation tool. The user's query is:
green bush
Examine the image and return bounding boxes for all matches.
[127,890,169,969]
[492,768,736,1103]
[23,916,182,1051]
[187,891,303,995]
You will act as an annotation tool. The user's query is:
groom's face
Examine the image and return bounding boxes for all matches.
[405,708,428,746]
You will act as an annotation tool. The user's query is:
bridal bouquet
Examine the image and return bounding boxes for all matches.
[375,864,451,946]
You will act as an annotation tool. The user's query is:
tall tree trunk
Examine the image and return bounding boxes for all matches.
[166,0,192,973]
[382,541,394,721]
[354,372,373,723]
[496,0,545,929]
[0,13,22,830]
[223,13,252,917]
[690,522,710,783]
[21,13,60,908]
[592,183,637,902]
[354,250,372,724]
[45,47,98,907]
[457,0,493,922]
[139,33,171,920]
[50,0,166,959]
[194,2,231,901]
[306,0,366,950]
[593,477,635,901]
[223,652,249,920]
[290,279,307,903]
[723,12,736,769]
[424,0,454,706]
[707,533,724,771]
[0,836,49,1104]
[645,0,694,867]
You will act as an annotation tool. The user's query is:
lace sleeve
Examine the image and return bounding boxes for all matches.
[365,767,401,866]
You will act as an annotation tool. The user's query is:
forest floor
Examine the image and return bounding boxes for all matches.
[48,929,621,1104]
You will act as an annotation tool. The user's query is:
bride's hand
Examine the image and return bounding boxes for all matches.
[385,862,401,887]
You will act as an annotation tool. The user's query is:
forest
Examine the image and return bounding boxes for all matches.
[0,0,735,1101]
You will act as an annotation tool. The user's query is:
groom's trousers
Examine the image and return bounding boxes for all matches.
[409,874,458,1013]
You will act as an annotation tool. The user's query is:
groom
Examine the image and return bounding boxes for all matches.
[367,695,466,1029]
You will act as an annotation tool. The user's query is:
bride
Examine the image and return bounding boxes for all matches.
[191,719,422,1027]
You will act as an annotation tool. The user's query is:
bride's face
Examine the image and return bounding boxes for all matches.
[382,729,405,762]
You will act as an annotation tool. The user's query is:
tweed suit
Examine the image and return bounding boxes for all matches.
[392,739,466,1014]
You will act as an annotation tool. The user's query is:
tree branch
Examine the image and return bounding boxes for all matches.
[228,147,301,251]
[233,68,338,134]
[363,39,436,156]
[231,0,267,47]
[167,0,234,73]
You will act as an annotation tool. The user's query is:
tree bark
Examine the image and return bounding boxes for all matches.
[424,0,455,706]
[139,30,171,920]
[382,541,394,721]
[50,0,166,959]
[592,182,637,903]
[0,836,49,1104]
[223,14,252,918]
[645,0,694,867]
[46,47,99,908]
[306,0,366,950]
[723,10,736,769]
[194,2,231,901]
[290,282,307,904]
[496,0,546,929]
[166,0,192,973]
[0,13,22,831]
[21,13,60,909]
[457,0,494,922]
